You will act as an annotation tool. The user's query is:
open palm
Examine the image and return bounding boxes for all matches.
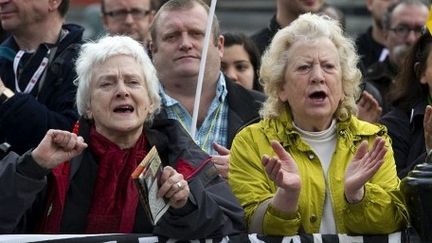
[344,137,386,201]
[262,140,301,192]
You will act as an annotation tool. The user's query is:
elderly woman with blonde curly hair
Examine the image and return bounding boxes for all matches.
[228,13,408,236]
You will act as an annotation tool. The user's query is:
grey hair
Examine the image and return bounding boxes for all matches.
[74,35,161,122]
[259,13,361,121]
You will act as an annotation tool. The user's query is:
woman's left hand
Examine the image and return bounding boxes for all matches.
[344,137,387,203]
[158,166,190,208]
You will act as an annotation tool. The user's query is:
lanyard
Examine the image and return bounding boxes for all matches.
[13,49,50,94]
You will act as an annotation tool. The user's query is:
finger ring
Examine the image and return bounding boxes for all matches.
[176,181,183,190]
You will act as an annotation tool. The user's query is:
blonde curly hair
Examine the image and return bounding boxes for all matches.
[259,13,361,121]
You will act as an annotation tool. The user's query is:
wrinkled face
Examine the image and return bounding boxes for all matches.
[0,0,51,32]
[102,0,153,43]
[386,4,428,66]
[280,0,324,15]
[151,4,223,81]
[221,44,255,90]
[420,50,432,96]
[87,55,152,138]
[279,37,343,131]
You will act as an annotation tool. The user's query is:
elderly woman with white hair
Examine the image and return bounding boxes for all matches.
[228,13,408,236]
[0,35,245,239]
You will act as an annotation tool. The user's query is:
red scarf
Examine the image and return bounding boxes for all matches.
[39,126,147,233]
[85,127,147,233]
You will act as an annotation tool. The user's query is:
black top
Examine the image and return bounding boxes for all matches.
[355,26,387,74]
[250,15,281,56]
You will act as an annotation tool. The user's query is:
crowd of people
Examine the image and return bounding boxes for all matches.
[0,0,430,240]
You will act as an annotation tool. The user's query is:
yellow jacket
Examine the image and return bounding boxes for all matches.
[228,109,408,236]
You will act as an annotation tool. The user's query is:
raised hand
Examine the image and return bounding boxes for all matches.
[158,166,189,209]
[31,129,88,169]
[211,142,230,179]
[262,140,301,192]
[262,140,301,214]
[357,90,382,123]
[344,137,387,203]
[423,105,432,153]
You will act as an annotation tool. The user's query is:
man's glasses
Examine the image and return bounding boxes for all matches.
[389,25,425,38]
[104,8,152,21]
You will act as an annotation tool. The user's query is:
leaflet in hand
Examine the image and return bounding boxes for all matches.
[131,146,169,225]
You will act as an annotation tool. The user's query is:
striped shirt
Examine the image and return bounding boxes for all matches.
[159,73,228,155]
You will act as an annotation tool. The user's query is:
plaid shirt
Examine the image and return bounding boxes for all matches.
[160,74,228,155]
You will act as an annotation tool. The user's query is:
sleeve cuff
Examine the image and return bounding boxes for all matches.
[268,203,299,220]
[16,150,50,180]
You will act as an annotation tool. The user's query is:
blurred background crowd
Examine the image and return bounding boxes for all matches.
[67,0,369,41]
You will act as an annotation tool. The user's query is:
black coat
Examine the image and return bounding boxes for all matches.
[250,15,281,56]
[0,24,83,155]
[224,76,266,148]
[380,100,428,178]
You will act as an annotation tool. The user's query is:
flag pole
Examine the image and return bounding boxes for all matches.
[190,0,218,138]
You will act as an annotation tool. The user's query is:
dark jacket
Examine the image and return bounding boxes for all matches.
[355,26,387,73]
[0,24,83,156]
[250,15,281,56]
[379,100,427,178]
[0,117,246,239]
[363,58,397,114]
[225,75,266,148]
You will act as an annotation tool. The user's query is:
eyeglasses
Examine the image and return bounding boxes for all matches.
[104,8,151,21]
[389,25,425,38]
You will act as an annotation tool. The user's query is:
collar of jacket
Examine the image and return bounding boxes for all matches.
[409,99,427,129]
[225,74,266,147]
[260,106,387,150]
[0,24,84,62]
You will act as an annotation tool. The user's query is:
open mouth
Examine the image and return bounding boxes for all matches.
[113,105,134,113]
[309,91,327,101]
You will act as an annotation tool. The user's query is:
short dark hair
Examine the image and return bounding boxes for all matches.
[58,0,69,17]
[223,32,263,91]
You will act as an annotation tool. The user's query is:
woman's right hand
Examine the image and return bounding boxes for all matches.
[262,141,301,191]
[262,140,301,214]
[32,129,88,169]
